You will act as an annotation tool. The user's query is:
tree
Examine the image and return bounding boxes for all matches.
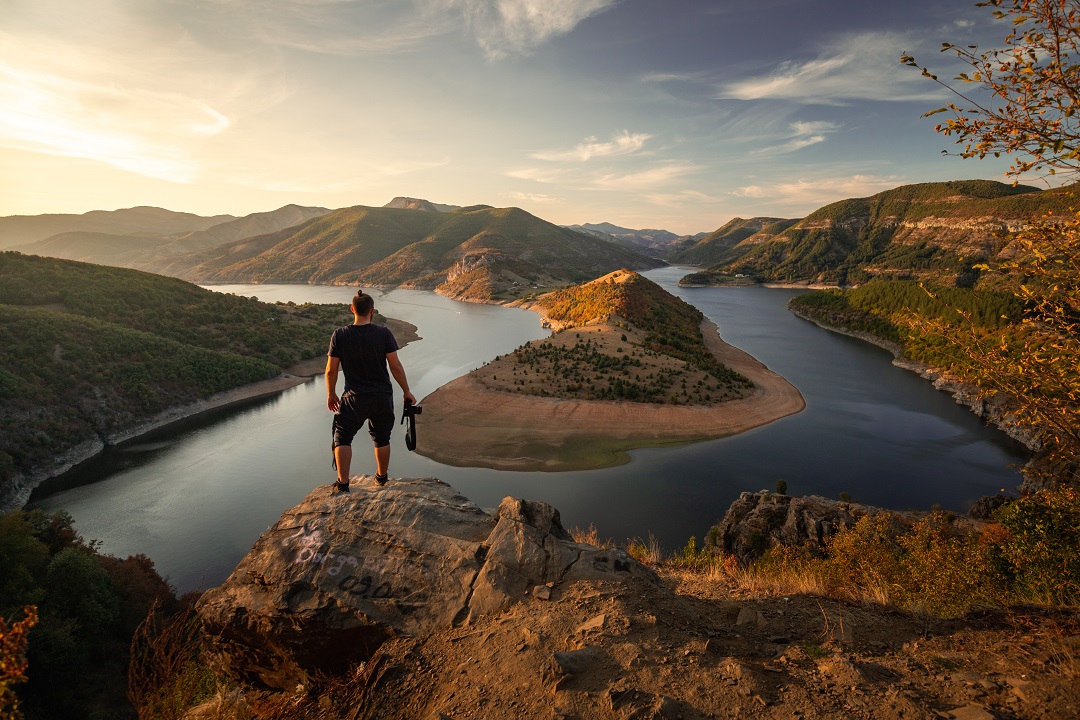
[902,0,1080,483]
[902,0,1080,180]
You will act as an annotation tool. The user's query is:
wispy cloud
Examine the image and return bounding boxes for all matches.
[449,0,621,59]
[591,163,702,189]
[508,191,562,204]
[530,130,653,162]
[753,120,840,155]
[715,32,943,104]
[733,174,902,208]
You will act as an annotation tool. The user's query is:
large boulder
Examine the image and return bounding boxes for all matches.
[196,477,651,689]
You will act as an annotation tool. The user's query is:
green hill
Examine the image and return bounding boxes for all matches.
[496,269,752,403]
[12,205,329,269]
[146,204,664,301]
[685,180,1075,286]
[670,216,798,266]
[0,252,350,504]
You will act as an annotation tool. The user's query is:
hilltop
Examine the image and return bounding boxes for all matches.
[145,204,663,303]
[670,216,798,267]
[684,180,1074,287]
[415,270,803,470]
[0,252,415,509]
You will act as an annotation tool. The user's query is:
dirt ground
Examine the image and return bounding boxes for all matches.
[236,566,1079,720]
[415,319,805,471]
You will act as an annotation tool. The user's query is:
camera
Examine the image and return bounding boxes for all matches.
[403,401,422,417]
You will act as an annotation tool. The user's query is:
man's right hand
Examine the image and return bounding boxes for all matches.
[403,390,417,406]
[327,393,340,413]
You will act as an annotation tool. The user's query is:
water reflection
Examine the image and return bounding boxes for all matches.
[29,271,1029,592]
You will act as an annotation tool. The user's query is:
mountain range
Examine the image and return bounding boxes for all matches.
[565,222,705,258]
[8,204,330,269]
[143,203,663,302]
[0,206,236,249]
[684,180,1076,286]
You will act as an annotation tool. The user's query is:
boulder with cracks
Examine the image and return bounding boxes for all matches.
[196,477,653,689]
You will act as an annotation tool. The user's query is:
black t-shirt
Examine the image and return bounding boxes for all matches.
[327,324,399,396]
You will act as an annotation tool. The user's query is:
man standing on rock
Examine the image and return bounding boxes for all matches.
[325,290,415,491]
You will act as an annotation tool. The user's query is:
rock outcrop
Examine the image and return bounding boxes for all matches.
[196,477,652,689]
[712,491,872,564]
[713,491,989,564]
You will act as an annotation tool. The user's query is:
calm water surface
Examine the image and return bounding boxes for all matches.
[30,268,1029,591]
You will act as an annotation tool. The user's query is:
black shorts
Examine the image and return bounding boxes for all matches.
[332,393,395,448]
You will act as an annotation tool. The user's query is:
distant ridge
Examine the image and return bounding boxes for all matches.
[687,179,1076,286]
[564,222,698,258]
[10,205,330,270]
[383,196,459,212]
[0,206,235,249]
[670,217,797,266]
[147,204,663,303]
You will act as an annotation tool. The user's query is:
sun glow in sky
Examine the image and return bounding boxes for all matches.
[0,0,1032,234]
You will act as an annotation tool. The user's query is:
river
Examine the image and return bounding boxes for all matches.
[28,267,1029,592]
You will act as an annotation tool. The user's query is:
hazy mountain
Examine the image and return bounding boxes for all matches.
[383,196,459,212]
[669,217,798,266]
[10,205,330,269]
[147,204,664,302]
[688,180,1076,286]
[0,206,234,250]
[565,222,699,258]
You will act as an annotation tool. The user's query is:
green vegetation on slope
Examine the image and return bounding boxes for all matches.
[477,271,752,404]
[0,252,347,490]
[0,509,182,719]
[691,181,1075,286]
[539,271,744,379]
[147,204,662,300]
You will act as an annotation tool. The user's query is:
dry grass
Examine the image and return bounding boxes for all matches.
[569,523,613,549]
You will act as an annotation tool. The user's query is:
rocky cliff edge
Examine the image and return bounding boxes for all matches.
[196,477,652,690]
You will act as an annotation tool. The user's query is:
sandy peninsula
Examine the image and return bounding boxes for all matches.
[416,318,805,471]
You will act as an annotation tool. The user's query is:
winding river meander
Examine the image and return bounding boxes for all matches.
[29,267,1029,592]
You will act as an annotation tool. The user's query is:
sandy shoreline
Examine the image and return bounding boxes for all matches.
[416,318,805,471]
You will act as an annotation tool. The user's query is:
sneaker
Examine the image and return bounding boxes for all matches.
[332,480,350,493]
[374,474,388,486]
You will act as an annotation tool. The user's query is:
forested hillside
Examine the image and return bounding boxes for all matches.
[145,204,663,301]
[685,180,1074,286]
[0,253,348,500]
[473,270,751,405]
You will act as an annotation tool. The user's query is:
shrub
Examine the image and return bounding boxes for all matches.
[996,486,1080,604]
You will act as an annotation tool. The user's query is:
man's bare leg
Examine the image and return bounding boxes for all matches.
[334,445,352,486]
[375,444,390,481]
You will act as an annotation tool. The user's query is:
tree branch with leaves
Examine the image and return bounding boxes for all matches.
[901,0,1080,484]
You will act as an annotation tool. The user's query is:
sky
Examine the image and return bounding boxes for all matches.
[0,0,1040,234]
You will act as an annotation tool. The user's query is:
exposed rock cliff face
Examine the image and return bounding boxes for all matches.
[189,481,1077,720]
[196,477,651,689]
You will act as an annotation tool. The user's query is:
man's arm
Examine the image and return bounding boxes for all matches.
[325,356,341,412]
[386,351,416,405]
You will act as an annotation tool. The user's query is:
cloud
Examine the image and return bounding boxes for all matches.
[753,120,840,155]
[449,0,621,59]
[0,42,232,182]
[508,191,562,204]
[530,131,653,162]
[506,166,566,184]
[715,32,944,104]
[732,174,903,208]
[591,163,702,189]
